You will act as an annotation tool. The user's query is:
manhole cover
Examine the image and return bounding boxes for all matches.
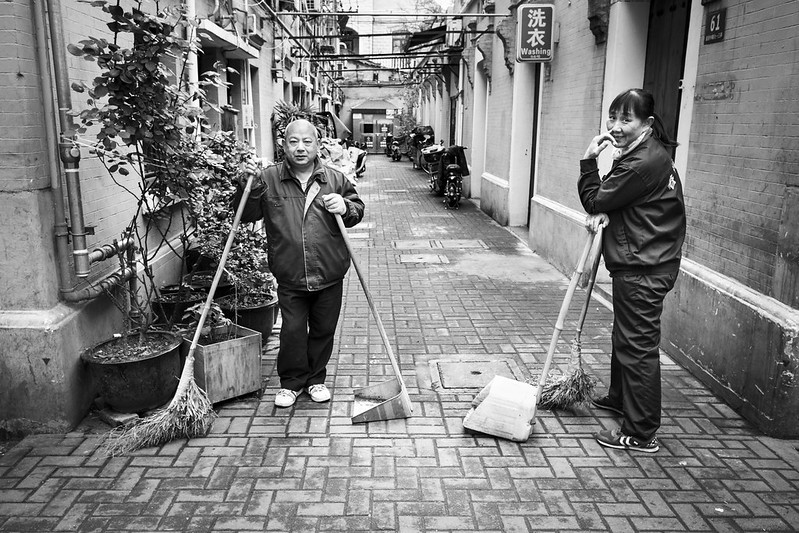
[393,240,435,249]
[429,359,524,390]
[437,240,487,249]
[399,254,449,264]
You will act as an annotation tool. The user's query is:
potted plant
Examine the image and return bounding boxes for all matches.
[185,132,279,338]
[178,303,262,404]
[68,2,229,439]
[80,329,183,413]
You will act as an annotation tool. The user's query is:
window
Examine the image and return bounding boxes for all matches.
[362,123,374,134]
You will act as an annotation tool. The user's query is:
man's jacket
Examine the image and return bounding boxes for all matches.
[238,159,364,291]
[578,135,686,275]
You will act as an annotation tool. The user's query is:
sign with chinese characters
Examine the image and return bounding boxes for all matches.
[704,8,726,44]
[517,4,555,62]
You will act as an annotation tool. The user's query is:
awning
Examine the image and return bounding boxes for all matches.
[197,19,259,60]
[405,24,447,52]
[291,77,314,91]
[351,99,398,113]
[319,111,351,137]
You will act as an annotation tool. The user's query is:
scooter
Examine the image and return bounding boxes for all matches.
[434,145,469,209]
[348,146,367,180]
[421,143,445,193]
[384,135,394,158]
[390,139,402,161]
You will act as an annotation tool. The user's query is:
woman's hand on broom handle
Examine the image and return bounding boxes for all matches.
[584,213,609,234]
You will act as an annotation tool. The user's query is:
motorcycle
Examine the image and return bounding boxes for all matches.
[349,146,367,179]
[430,145,469,209]
[384,134,394,157]
[409,125,435,169]
[420,143,445,191]
[390,138,403,161]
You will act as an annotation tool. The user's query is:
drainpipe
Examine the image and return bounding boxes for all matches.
[30,0,72,290]
[45,0,91,279]
[36,0,138,302]
[186,0,199,94]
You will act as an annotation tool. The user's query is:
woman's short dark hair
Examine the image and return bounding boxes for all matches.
[609,88,678,148]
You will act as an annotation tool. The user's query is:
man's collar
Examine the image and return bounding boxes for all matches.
[280,158,328,183]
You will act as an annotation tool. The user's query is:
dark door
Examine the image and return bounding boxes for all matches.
[527,64,541,226]
[643,0,691,155]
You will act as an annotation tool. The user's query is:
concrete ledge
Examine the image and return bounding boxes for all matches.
[662,259,799,438]
[480,172,510,225]
[530,196,799,438]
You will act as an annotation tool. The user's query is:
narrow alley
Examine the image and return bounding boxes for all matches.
[1,157,798,533]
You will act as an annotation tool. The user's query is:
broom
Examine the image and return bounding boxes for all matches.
[539,226,603,410]
[104,173,257,456]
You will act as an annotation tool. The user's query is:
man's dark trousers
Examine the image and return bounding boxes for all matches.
[608,270,678,441]
[276,281,343,391]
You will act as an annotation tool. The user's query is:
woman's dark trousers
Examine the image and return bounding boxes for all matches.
[608,270,678,441]
[276,281,343,391]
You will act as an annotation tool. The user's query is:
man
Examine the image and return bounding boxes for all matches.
[238,119,364,408]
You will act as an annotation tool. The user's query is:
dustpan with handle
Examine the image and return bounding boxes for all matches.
[462,227,601,441]
[334,214,413,424]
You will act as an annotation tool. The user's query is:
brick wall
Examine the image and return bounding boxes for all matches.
[686,0,799,299]
[535,0,607,212]
[60,1,155,282]
[0,0,47,192]
[483,35,513,180]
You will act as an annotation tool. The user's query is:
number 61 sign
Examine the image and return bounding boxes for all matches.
[704,8,726,44]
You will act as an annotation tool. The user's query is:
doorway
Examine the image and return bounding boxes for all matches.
[643,0,691,155]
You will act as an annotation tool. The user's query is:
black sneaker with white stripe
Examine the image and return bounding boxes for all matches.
[594,428,660,453]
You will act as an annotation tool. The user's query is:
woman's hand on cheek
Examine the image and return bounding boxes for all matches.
[583,132,616,159]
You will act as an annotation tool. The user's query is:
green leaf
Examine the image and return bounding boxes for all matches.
[67,43,84,57]
[71,82,85,93]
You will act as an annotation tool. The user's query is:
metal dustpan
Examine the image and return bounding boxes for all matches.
[335,214,413,424]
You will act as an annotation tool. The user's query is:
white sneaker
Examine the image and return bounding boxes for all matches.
[275,389,299,407]
[306,384,331,403]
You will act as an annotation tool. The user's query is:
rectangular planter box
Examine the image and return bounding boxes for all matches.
[181,324,262,404]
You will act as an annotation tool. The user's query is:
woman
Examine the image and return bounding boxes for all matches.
[578,89,686,453]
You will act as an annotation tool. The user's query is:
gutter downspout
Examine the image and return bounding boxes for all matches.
[44,0,91,278]
[38,0,137,302]
[30,0,72,291]
[186,0,199,95]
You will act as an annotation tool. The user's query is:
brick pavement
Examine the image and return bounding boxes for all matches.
[1,157,799,532]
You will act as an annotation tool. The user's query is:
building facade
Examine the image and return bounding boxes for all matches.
[421,0,799,436]
[0,0,345,436]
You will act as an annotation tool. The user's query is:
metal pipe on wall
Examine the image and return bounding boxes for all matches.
[45,0,91,278]
[37,0,138,302]
[30,0,74,291]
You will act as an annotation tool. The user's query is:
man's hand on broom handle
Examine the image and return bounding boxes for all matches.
[238,156,265,190]
[585,213,609,234]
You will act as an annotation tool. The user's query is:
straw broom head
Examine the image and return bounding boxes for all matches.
[538,338,596,410]
[102,373,216,456]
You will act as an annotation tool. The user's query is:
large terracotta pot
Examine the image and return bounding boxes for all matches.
[81,331,182,413]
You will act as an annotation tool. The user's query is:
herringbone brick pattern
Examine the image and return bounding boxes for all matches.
[1,158,798,532]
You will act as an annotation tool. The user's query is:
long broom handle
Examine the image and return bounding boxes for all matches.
[335,213,406,389]
[536,229,600,398]
[575,226,604,337]
[180,174,255,378]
